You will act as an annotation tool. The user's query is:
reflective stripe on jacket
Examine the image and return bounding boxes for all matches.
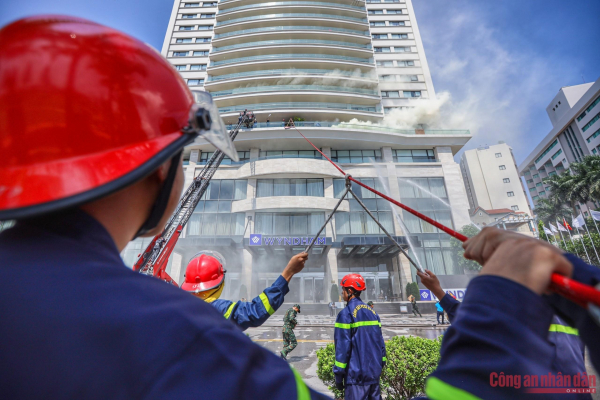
[211,275,289,331]
[334,297,386,386]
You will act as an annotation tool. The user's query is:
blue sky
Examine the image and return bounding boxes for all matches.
[1,0,598,164]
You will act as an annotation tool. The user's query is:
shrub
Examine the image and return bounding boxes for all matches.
[330,285,339,303]
[383,336,442,400]
[405,282,419,300]
[316,336,442,400]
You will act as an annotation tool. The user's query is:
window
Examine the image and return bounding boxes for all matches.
[181,14,197,18]
[368,10,384,14]
[201,13,215,18]
[536,183,542,187]
[370,21,386,26]
[577,95,600,122]
[179,26,193,30]
[334,178,394,235]
[331,150,383,163]
[376,60,394,67]
[199,151,251,165]
[539,191,546,196]
[586,127,600,143]
[196,37,211,43]
[372,34,388,39]
[388,21,405,26]
[534,139,558,164]
[526,179,533,183]
[511,205,519,211]
[403,91,421,98]
[385,9,403,14]
[255,212,325,236]
[175,65,187,71]
[594,149,598,155]
[495,153,502,158]
[190,64,207,70]
[551,149,563,160]
[256,179,324,197]
[193,50,210,56]
[532,196,539,201]
[384,106,410,113]
[187,79,204,86]
[395,47,411,52]
[533,174,539,179]
[503,178,510,183]
[507,191,515,197]
[381,91,399,98]
[203,1,217,6]
[258,150,322,160]
[184,2,200,6]
[374,47,391,53]
[499,165,506,170]
[397,60,415,67]
[176,38,193,43]
[198,25,213,30]
[390,33,408,39]
[392,149,435,163]
[173,51,189,57]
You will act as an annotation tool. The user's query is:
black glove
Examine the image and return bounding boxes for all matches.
[335,381,344,391]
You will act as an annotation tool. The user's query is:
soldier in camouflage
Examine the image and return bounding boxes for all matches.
[280,304,300,360]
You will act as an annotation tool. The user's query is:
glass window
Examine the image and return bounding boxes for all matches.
[390,33,408,39]
[196,37,211,43]
[388,21,405,26]
[331,150,382,163]
[511,205,519,211]
[175,65,187,71]
[370,21,386,26]
[200,13,215,18]
[495,153,502,158]
[381,91,399,98]
[403,91,421,97]
[256,179,324,197]
[258,150,322,160]
[255,213,325,235]
[182,14,197,18]
[385,9,402,14]
[198,25,213,30]
[190,64,207,70]
[374,47,391,53]
[397,60,415,67]
[376,60,394,67]
[368,10,384,14]
[372,34,388,39]
[173,51,188,57]
[184,2,200,6]
[392,149,435,163]
[503,178,510,183]
[176,38,193,43]
[507,191,515,197]
[203,1,217,6]
[187,79,204,86]
[179,26,193,30]
[193,51,210,56]
[499,165,506,170]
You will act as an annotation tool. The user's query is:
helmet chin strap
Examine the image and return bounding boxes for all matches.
[134,151,182,239]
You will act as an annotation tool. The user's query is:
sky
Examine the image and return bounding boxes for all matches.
[1,0,599,165]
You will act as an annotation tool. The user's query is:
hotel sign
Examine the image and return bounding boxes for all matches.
[249,233,326,246]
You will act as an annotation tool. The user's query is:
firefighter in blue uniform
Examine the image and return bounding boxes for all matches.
[420,229,600,400]
[181,250,308,330]
[0,16,328,399]
[334,274,386,400]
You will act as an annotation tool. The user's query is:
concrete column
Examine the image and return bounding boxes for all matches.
[382,146,393,163]
[249,148,260,161]
[390,255,402,297]
[241,249,253,298]
[189,149,199,165]
[386,163,403,236]
[435,147,471,230]
[326,250,339,301]
[322,147,331,158]
[397,253,414,299]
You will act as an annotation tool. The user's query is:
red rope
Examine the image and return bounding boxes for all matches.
[291,123,600,309]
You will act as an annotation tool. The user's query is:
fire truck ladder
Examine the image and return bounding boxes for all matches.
[133,119,244,285]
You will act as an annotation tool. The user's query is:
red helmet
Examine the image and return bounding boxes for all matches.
[0,15,236,220]
[181,251,226,300]
[341,273,366,292]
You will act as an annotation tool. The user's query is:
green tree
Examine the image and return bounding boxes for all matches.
[450,225,482,272]
[568,155,600,203]
[330,284,339,302]
[538,220,549,243]
[534,197,572,226]
[405,282,419,300]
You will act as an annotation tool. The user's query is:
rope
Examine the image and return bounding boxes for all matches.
[289,122,600,310]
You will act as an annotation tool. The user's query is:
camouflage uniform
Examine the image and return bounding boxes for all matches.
[281,306,299,358]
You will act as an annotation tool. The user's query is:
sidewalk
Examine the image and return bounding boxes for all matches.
[262,313,449,327]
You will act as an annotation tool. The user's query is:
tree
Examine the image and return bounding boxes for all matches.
[568,155,600,203]
[534,197,572,226]
[450,225,482,272]
[330,284,339,302]
[405,282,419,300]
[538,220,549,243]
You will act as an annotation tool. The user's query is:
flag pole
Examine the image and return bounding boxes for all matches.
[582,217,599,263]
[565,222,582,259]
[577,226,591,263]
[556,220,568,250]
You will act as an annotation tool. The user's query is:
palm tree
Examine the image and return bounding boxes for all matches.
[542,172,578,212]
[535,197,572,226]
[569,155,600,204]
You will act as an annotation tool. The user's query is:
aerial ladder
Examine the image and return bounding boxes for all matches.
[133,118,244,285]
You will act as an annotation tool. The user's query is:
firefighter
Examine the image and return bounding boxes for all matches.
[334,274,386,400]
[0,16,328,399]
[281,304,300,360]
[181,250,308,330]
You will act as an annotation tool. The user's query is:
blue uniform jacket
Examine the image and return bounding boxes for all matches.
[334,297,386,386]
[0,210,329,400]
[425,253,600,400]
[211,275,288,331]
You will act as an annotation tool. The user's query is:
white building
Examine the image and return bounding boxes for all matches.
[122,0,474,303]
[460,142,531,216]
[519,78,600,215]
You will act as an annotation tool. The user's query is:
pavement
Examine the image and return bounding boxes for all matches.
[249,314,599,399]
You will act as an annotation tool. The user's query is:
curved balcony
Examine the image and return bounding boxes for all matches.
[213,26,370,40]
[205,68,377,83]
[212,39,371,53]
[218,1,366,15]
[215,17,368,34]
[210,84,380,98]
[218,102,382,113]
[210,53,374,67]
[216,13,368,27]
[219,0,364,8]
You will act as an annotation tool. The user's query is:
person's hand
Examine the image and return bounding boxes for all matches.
[463,227,559,266]
[417,269,446,300]
[281,252,309,282]
[479,237,573,295]
[335,381,344,391]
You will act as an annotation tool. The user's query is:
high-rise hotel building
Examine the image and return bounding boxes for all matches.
[121,0,474,303]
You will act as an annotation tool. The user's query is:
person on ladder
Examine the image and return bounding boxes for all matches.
[334,274,386,400]
[181,250,308,330]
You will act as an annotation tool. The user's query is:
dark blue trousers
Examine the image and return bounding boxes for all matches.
[345,383,381,400]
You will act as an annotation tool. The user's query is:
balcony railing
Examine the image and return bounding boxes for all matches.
[210,84,380,97]
[206,68,376,82]
[218,102,382,113]
[219,1,366,14]
[213,25,370,39]
[216,13,368,27]
[212,38,372,52]
[210,53,374,66]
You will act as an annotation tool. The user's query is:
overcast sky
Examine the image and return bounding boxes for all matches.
[2,0,599,164]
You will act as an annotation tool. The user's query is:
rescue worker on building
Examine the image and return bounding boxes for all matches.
[334,274,386,400]
[408,294,422,317]
[0,16,328,399]
[281,304,300,360]
[421,228,600,399]
[181,250,308,330]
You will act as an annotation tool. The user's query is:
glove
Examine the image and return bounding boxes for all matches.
[335,381,344,391]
